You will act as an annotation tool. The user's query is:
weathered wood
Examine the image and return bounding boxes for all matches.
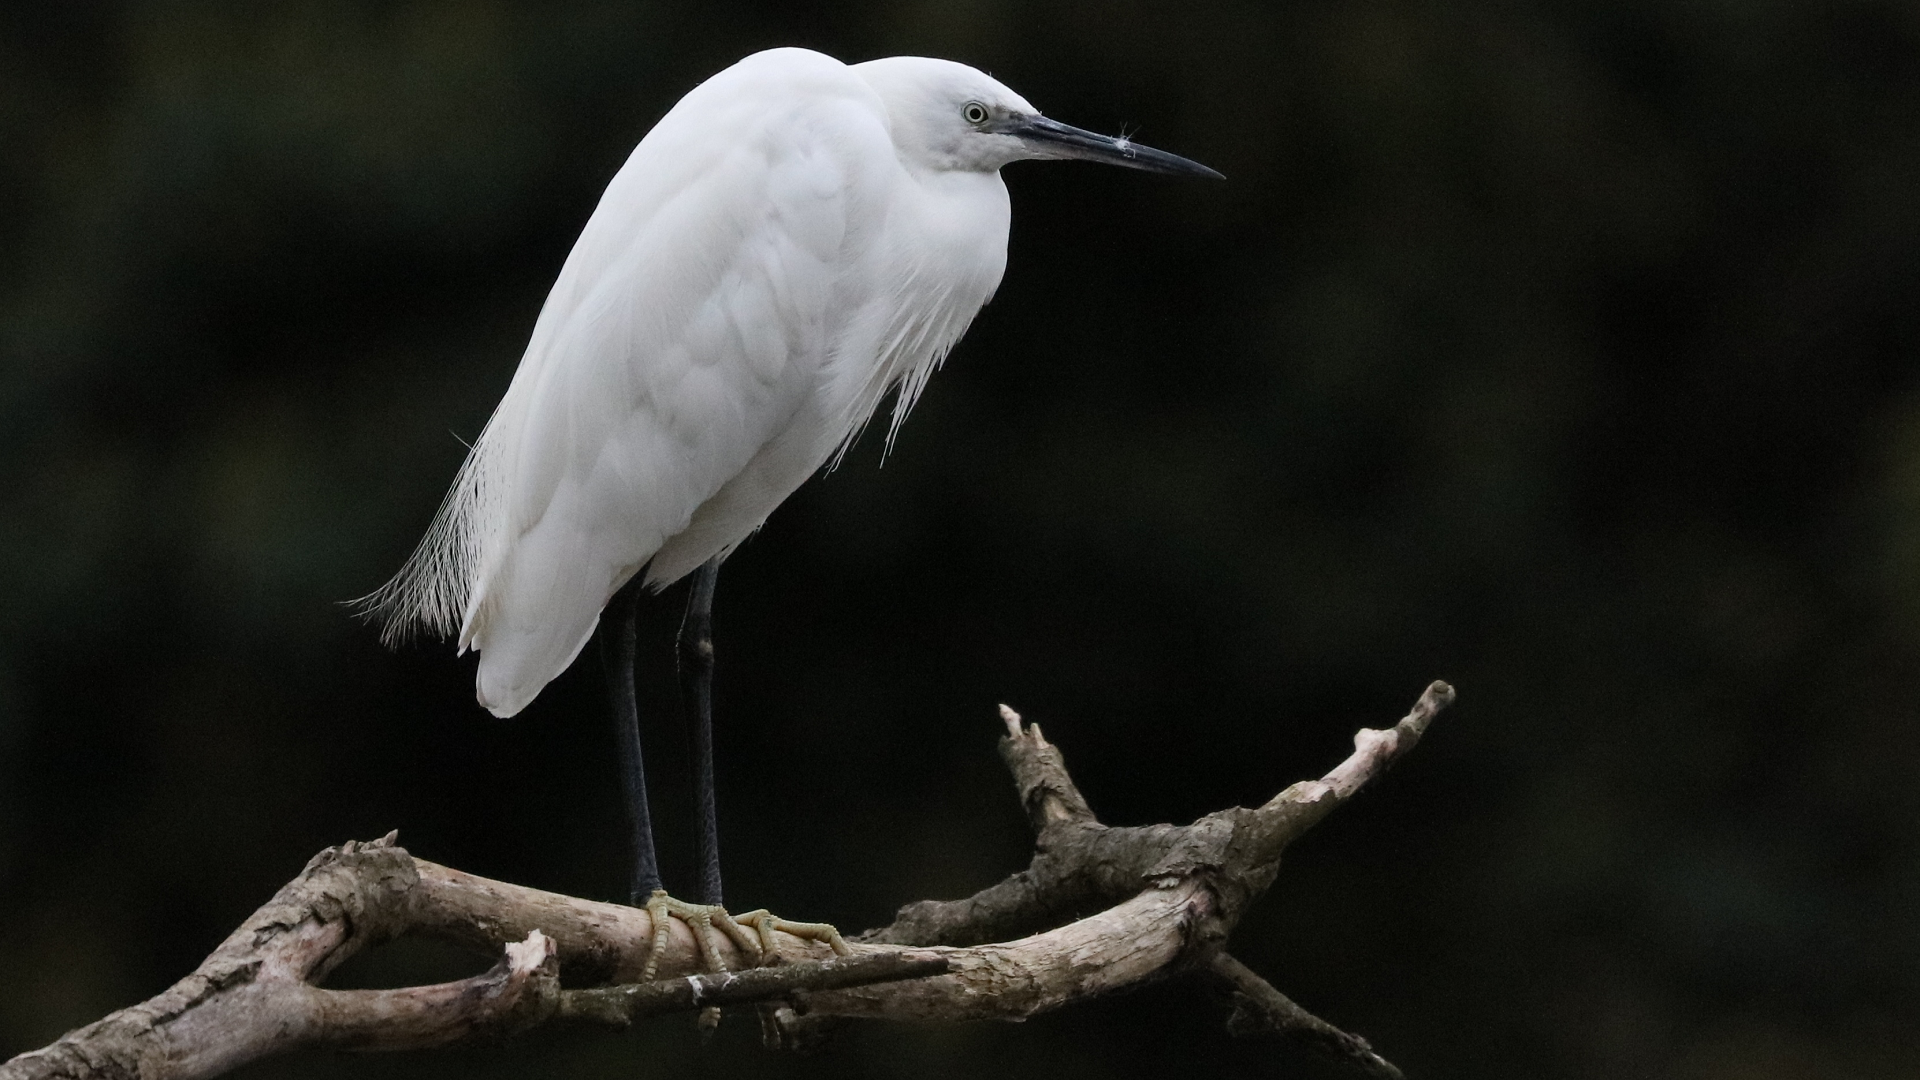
[1207,952,1406,1080]
[557,952,953,1027]
[0,682,1453,1080]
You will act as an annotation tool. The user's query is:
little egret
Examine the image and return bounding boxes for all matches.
[366,47,1219,910]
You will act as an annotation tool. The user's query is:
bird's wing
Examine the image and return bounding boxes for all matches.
[372,49,898,716]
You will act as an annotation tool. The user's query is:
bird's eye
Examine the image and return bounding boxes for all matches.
[962,102,990,125]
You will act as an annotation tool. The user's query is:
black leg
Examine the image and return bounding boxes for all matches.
[678,557,723,906]
[601,578,662,905]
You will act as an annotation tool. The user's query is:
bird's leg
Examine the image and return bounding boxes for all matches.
[601,578,663,905]
[678,557,723,906]
[637,560,849,1033]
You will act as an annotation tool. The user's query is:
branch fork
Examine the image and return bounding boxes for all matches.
[2,681,1454,1080]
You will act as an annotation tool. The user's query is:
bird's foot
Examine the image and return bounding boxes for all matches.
[731,908,852,964]
[640,890,851,1036]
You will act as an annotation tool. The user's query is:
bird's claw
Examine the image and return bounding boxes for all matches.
[640,890,851,1034]
[732,908,852,963]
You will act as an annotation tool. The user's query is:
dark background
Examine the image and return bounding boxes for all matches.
[4,1,1919,1077]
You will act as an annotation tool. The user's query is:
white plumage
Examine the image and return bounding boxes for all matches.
[365,47,1218,717]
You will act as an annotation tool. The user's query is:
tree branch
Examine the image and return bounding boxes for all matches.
[2,680,1453,1080]
[1206,952,1405,1080]
[556,951,952,1028]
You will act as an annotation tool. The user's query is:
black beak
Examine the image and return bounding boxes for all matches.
[1003,113,1223,180]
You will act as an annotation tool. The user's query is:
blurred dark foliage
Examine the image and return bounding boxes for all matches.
[4,2,1920,1077]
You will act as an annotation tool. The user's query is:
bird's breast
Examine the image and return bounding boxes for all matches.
[798,167,1010,450]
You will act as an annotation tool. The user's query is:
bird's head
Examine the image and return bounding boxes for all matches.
[852,56,1221,180]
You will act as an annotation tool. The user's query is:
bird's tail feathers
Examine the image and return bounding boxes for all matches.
[353,438,498,648]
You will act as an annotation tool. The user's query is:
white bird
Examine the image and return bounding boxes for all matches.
[366,47,1219,906]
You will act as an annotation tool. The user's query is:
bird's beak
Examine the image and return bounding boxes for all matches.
[1002,114,1223,180]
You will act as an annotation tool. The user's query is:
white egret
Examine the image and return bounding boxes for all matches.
[366,47,1220,908]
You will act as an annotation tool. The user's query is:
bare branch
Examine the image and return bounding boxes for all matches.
[0,840,562,1080]
[556,951,952,1027]
[997,703,1097,830]
[1207,952,1404,1079]
[302,930,559,1051]
[1,681,1453,1080]
[863,681,1455,949]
